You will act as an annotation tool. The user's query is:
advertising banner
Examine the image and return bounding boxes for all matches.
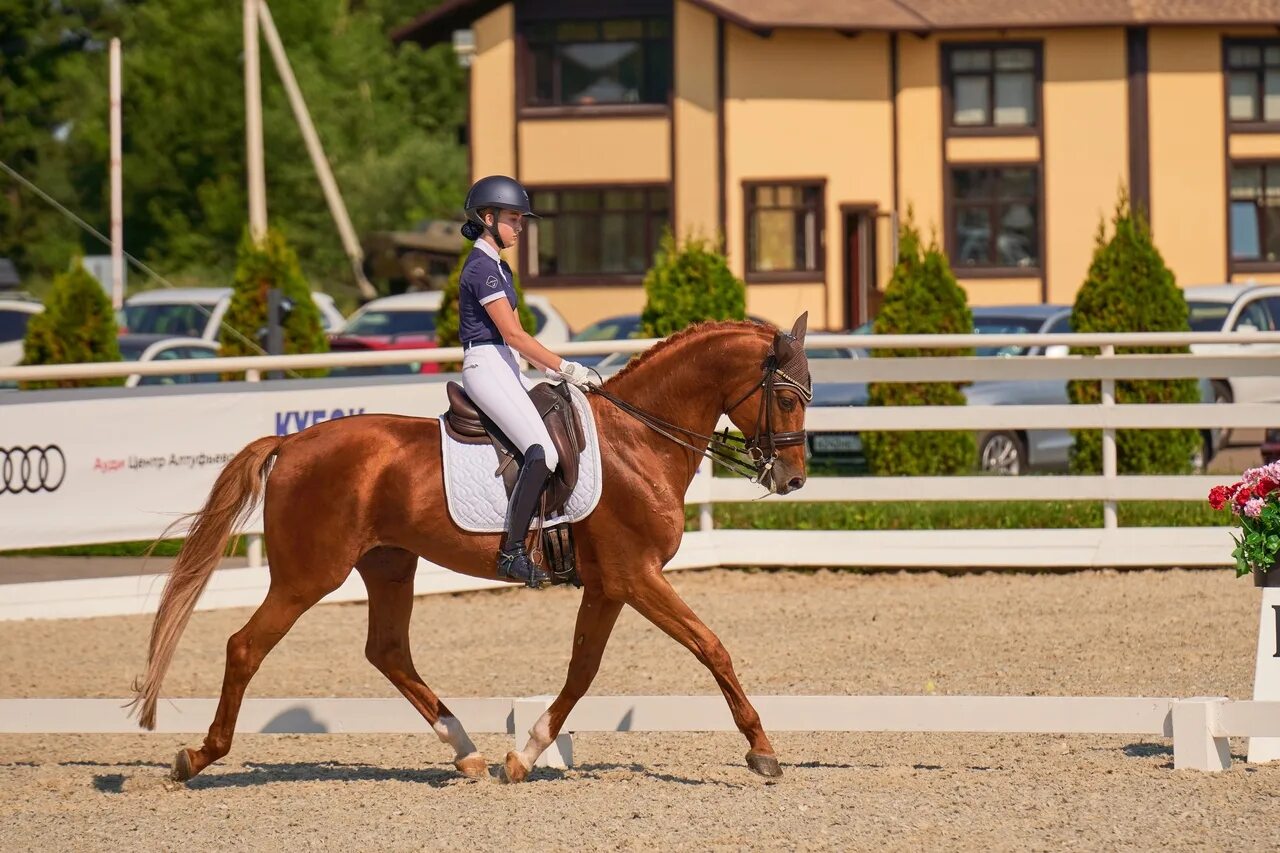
[0,378,452,550]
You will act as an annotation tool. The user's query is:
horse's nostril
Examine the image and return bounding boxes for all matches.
[787,477,805,491]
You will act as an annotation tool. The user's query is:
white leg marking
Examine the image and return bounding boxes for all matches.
[433,716,480,762]
[516,711,554,770]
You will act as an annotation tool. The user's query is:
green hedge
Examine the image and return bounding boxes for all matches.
[640,230,744,337]
[862,214,975,475]
[1067,191,1200,473]
[20,259,122,389]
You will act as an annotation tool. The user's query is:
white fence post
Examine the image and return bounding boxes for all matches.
[1100,344,1118,529]
[1172,697,1230,771]
[513,696,573,769]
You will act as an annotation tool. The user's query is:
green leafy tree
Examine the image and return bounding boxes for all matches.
[1067,190,1200,473]
[4,1,466,302]
[219,228,328,377]
[20,258,123,389]
[640,231,745,337]
[862,214,976,476]
[437,240,536,370]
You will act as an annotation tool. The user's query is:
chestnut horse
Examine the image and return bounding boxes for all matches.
[130,315,812,783]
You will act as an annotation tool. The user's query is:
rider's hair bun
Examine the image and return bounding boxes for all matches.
[461,221,485,240]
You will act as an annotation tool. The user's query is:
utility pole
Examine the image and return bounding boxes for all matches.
[258,1,377,300]
[244,0,267,242]
[109,38,123,310]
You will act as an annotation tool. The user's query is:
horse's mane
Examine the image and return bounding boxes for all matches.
[605,319,772,386]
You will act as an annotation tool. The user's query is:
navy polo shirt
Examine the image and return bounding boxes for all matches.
[457,241,517,346]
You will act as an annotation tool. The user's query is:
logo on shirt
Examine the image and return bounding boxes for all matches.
[485,275,499,289]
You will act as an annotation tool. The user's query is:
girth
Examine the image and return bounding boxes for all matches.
[442,380,586,515]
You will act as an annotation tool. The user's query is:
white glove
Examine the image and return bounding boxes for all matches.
[555,359,593,388]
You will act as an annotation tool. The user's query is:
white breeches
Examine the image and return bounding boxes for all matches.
[461,344,559,472]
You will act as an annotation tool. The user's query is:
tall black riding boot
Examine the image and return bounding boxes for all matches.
[497,445,552,588]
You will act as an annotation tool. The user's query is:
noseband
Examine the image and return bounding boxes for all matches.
[591,349,811,485]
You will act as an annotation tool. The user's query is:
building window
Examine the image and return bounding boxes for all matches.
[1230,163,1280,264]
[521,18,671,108]
[1226,41,1280,125]
[949,166,1040,270]
[745,182,825,278]
[525,186,669,278]
[944,44,1039,130]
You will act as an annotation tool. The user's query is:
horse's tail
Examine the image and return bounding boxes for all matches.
[128,435,283,730]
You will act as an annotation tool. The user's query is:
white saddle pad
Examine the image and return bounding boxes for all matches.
[440,383,603,533]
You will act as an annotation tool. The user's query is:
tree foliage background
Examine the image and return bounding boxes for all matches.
[0,0,466,310]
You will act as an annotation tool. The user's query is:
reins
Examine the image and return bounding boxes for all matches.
[585,348,812,486]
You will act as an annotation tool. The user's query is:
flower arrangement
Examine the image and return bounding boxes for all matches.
[1208,462,1280,577]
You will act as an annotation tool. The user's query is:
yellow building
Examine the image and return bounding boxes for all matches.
[395,1,1280,332]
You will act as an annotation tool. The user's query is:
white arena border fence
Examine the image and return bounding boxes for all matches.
[5,332,1280,773]
[2,330,1276,621]
[1,694,1276,773]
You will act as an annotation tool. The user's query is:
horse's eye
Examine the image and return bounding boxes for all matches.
[779,397,796,412]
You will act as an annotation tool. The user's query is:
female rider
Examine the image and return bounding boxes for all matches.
[455,175,592,588]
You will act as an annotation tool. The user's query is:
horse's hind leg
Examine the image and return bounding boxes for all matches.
[171,580,332,782]
[624,572,782,778]
[357,547,487,780]
[503,586,623,782]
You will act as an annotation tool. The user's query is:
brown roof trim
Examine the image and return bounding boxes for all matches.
[391,0,506,46]
[391,0,1280,47]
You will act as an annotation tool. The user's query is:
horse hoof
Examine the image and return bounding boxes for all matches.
[746,751,783,778]
[501,751,530,784]
[455,754,489,780]
[170,748,197,783]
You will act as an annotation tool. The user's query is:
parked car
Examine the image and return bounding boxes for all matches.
[1183,283,1280,410]
[117,333,221,388]
[336,290,571,347]
[325,334,441,377]
[810,304,1222,474]
[122,287,346,341]
[0,295,43,368]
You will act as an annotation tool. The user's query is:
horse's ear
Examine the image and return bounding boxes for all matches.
[790,311,808,344]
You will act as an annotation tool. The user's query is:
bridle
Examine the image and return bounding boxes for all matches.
[589,345,812,487]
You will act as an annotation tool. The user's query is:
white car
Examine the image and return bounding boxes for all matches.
[117,333,221,388]
[337,290,571,345]
[123,287,346,342]
[0,296,44,367]
[1183,283,1280,406]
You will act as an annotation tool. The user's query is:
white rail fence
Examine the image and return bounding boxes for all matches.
[0,331,1275,619]
[5,334,1280,773]
[0,694,1272,772]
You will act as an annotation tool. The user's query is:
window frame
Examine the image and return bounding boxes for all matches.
[944,162,1044,278]
[940,41,1043,137]
[1228,158,1280,273]
[517,182,671,286]
[742,178,827,284]
[515,15,674,118]
[1223,37,1280,133]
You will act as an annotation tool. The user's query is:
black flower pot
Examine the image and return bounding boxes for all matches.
[1254,564,1280,587]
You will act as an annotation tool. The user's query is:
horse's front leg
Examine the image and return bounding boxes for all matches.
[502,586,623,782]
[623,571,782,778]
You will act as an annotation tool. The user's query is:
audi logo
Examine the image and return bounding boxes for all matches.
[1,445,66,495]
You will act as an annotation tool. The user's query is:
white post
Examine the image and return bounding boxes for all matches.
[1172,697,1230,771]
[244,0,267,241]
[513,696,572,769]
[1248,583,1280,763]
[108,38,124,311]
[257,1,376,300]
[247,535,264,569]
[1100,344,1117,529]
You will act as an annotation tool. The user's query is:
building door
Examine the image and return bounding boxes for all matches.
[841,206,878,331]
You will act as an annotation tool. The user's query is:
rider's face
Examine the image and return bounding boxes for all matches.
[486,209,523,246]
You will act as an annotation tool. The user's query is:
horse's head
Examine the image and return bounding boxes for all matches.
[724,312,812,495]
